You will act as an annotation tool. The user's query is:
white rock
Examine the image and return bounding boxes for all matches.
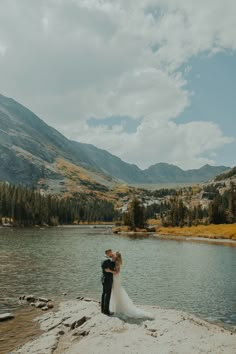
[11,300,236,354]
[25,295,36,301]
[41,306,49,311]
[38,297,51,303]
[35,301,46,308]
[0,312,15,321]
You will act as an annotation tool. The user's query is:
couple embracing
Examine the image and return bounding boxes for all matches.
[101,249,153,319]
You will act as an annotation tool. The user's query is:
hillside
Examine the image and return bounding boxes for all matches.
[70,141,146,183]
[0,94,229,191]
[0,94,117,197]
[214,166,236,182]
[71,144,228,184]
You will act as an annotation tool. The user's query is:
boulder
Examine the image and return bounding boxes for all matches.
[47,302,54,309]
[38,297,51,303]
[41,306,49,311]
[35,301,46,308]
[25,295,36,301]
[0,313,15,321]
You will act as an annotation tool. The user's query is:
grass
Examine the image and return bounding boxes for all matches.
[156,224,236,240]
[112,222,236,241]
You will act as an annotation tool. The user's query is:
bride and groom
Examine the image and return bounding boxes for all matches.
[101,249,152,319]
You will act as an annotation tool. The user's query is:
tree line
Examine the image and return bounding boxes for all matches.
[162,183,236,226]
[0,182,117,226]
[123,183,236,229]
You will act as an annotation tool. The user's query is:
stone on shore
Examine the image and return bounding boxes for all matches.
[12,299,236,354]
[35,301,47,308]
[0,312,15,321]
[19,294,54,311]
[38,297,51,303]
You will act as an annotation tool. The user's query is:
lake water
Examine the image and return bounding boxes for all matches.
[130,182,197,190]
[0,226,236,328]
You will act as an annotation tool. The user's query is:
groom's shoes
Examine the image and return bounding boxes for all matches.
[103,311,114,316]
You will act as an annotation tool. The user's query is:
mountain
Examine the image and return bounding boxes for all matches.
[0,94,117,196]
[144,163,229,183]
[214,166,236,182]
[69,144,228,184]
[70,141,146,183]
[0,94,229,191]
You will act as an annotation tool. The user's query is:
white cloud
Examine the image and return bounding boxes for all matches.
[0,43,7,56]
[67,119,233,169]
[0,0,235,168]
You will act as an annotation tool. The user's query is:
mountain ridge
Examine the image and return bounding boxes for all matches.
[0,94,229,189]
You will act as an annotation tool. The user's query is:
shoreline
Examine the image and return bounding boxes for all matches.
[9,298,236,354]
[153,234,236,246]
[156,224,236,241]
[113,223,236,245]
[0,222,115,229]
[115,230,236,246]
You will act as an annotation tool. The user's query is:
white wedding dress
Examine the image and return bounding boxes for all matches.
[110,273,153,319]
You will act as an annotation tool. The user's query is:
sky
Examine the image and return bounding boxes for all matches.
[0,0,236,170]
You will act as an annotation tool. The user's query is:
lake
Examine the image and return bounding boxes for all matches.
[0,226,236,328]
[130,182,197,190]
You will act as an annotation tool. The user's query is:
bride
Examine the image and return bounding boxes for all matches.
[107,251,153,319]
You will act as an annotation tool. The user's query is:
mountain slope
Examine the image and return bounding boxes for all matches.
[144,163,229,183]
[0,94,116,193]
[0,94,229,188]
[70,143,228,184]
[214,166,236,182]
[70,141,146,183]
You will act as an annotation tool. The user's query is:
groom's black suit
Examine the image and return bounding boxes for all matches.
[101,257,115,314]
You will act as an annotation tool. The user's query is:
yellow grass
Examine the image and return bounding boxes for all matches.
[55,158,92,182]
[157,224,236,240]
[147,218,162,226]
[113,185,130,193]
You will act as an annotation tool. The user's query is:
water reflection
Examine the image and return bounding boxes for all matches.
[0,226,236,328]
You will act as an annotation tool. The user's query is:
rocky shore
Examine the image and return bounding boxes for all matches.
[11,298,236,354]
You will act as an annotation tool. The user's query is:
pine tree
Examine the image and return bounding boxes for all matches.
[123,197,146,229]
[228,182,236,222]
[208,195,227,224]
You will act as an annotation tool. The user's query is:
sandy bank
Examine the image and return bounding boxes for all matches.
[12,299,236,354]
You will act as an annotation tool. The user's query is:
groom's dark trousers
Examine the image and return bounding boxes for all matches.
[101,258,115,314]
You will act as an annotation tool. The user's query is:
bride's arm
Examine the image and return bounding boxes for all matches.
[105,263,120,275]
[105,268,117,274]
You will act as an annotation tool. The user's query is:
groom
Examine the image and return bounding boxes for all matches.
[101,249,115,315]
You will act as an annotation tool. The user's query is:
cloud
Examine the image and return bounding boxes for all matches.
[0,0,235,168]
[66,119,233,169]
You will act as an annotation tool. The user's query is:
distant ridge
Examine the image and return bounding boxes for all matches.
[0,94,229,190]
[143,162,229,183]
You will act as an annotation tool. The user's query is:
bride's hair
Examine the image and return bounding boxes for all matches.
[116,251,122,265]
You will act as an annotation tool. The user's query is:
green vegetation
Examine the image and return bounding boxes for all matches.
[121,183,236,229]
[0,182,117,226]
[158,183,236,227]
[123,197,146,229]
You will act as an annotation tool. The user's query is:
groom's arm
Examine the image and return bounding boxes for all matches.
[106,260,117,274]
[102,259,111,272]
[102,259,115,273]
